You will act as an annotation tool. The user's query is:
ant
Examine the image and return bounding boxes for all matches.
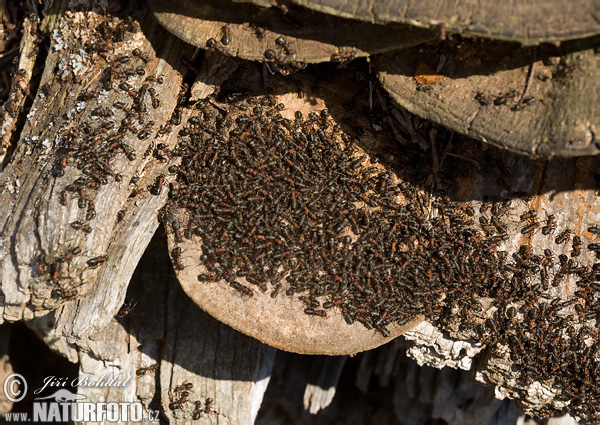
[136,364,159,376]
[174,382,193,392]
[331,50,356,63]
[117,300,137,317]
[61,247,82,262]
[87,256,108,267]
[205,38,224,54]
[572,236,583,257]
[275,36,294,56]
[51,288,77,299]
[148,87,160,108]
[520,210,537,221]
[521,222,539,235]
[221,24,230,45]
[203,397,213,414]
[169,396,187,411]
[71,221,92,234]
[193,401,203,420]
[229,281,253,297]
[542,214,557,235]
[250,23,268,39]
[555,229,572,244]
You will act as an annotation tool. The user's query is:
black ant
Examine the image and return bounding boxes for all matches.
[221,24,230,45]
[136,364,158,376]
[542,214,557,235]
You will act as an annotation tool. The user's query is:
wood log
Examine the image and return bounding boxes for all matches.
[0,325,14,415]
[0,14,41,165]
[0,3,190,327]
[1,0,600,422]
[148,0,435,63]
[237,0,600,45]
[165,62,424,355]
[375,36,600,157]
[28,230,276,424]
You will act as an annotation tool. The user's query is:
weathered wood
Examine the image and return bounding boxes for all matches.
[28,230,275,424]
[0,325,14,415]
[391,346,515,425]
[257,341,525,424]
[302,356,346,414]
[375,36,600,157]
[239,0,600,45]
[358,339,518,425]
[161,275,276,424]
[403,322,484,370]
[49,27,191,342]
[0,15,41,165]
[2,0,600,422]
[149,0,435,64]
[390,145,600,421]
[0,4,190,325]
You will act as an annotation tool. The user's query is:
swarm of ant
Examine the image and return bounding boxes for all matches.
[32,14,166,301]
[159,74,600,420]
[19,9,600,423]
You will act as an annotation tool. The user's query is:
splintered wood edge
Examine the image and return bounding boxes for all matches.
[169,230,423,355]
[51,35,191,340]
[0,18,40,166]
[149,0,434,63]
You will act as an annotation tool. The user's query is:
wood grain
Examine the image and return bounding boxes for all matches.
[149,0,435,63]
[375,36,599,157]
[242,0,600,45]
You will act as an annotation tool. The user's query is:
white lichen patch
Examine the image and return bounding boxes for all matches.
[97,90,110,103]
[27,104,40,124]
[403,321,483,370]
[52,29,65,51]
[1,117,14,136]
[66,108,79,119]
[56,52,88,81]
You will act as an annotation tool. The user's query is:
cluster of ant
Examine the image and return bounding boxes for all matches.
[37,247,82,299]
[205,22,306,76]
[168,382,214,420]
[166,92,478,335]
[162,83,600,421]
[442,198,600,419]
[474,89,536,111]
[35,16,165,299]
[136,366,215,419]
